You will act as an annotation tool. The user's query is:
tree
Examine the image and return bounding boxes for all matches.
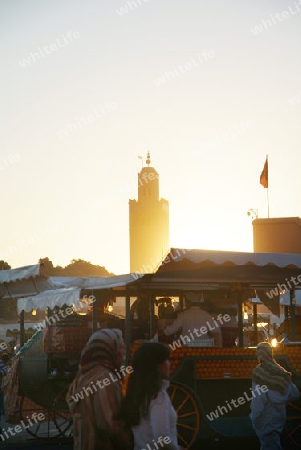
[0,260,11,270]
[39,257,113,277]
[39,257,62,276]
[62,259,114,277]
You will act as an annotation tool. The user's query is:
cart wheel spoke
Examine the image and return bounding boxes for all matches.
[177,423,197,431]
[178,410,198,419]
[168,383,199,449]
[52,389,73,436]
[20,396,60,439]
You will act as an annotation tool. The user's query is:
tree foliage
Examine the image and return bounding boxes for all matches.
[39,257,114,277]
[0,260,11,270]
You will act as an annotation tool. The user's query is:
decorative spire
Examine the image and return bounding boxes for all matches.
[146,151,151,166]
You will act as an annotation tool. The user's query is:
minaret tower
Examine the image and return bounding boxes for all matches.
[129,152,169,273]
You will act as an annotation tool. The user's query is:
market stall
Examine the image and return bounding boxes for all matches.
[130,248,301,448]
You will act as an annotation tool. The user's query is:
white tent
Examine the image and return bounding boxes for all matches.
[17,287,81,313]
[17,273,144,313]
[0,264,56,299]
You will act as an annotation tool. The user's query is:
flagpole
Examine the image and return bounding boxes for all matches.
[266,154,269,218]
[259,154,269,216]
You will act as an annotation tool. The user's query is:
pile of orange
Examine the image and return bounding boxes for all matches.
[195,359,257,378]
[274,345,301,374]
[129,344,301,380]
[168,347,258,378]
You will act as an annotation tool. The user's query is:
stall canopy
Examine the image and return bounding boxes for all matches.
[151,248,301,289]
[17,273,145,313]
[0,264,56,299]
[50,273,144,290]
[157,248,301,271]
[17,287,81,313]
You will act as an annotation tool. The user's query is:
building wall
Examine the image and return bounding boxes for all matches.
[253,217,301,253]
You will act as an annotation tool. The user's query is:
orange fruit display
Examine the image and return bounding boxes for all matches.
[129,343,301,380]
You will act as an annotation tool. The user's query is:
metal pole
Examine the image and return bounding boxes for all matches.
[125,288,131,366]
[92,291,98,333]
[237,291,243,348]
[290,290,296,342]
[253,302,258,345]
[20,310,25,347]
[149,293,155,339]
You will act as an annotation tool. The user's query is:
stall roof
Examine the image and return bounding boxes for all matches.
[50,273,144,290]
[0,264,56,299]
[17,273,145,312]
[157,248,301,272]
[144,248,301,290]
[0,264,41,284]
[17,287,81,313]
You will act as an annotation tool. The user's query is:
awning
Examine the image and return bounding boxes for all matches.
[157,249,301,272]
[17,288,81,313]
[17,273,145,313]
[50,273,144,290]
[0,265,41,284]
[82,274,144,290]
[148,249,301,288]
[0,264,56,299]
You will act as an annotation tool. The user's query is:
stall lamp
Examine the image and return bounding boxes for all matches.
[250,297,262,304]
[271,338,278,347]
[107,305,113,312]
[32,310,37,316]
[243,312,248,320]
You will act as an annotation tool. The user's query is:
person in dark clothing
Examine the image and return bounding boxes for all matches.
[0,355,8,420]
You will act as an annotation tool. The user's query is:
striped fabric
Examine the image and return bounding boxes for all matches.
[80,329,124,370]
[67,329,131,450]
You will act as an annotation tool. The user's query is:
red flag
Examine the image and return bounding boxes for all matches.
[260,158,268,188]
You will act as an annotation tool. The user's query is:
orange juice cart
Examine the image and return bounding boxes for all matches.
[127,249,301,449]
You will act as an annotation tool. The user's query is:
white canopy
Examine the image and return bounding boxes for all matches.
[50,273,144,289]
[17,287,81,313]
[158,248,301,269]
[0,264,40,284]
[17,273,144,313]
[0,264,56,299]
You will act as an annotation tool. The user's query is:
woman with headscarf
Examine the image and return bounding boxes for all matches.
[250,342,299,450]
[118,342,184,450]
[66,329,132,450]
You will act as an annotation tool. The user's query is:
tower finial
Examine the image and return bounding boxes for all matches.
[146,151,151,166]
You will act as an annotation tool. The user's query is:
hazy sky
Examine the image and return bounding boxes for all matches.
[1,0,301,274]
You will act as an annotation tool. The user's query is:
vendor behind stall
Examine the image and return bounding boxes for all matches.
[130,294,151,340]
[162,292,223,347]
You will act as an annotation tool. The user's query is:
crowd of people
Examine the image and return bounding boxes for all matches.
[66,331,183,449]
[0,290,299,449]
[65,325,300,450]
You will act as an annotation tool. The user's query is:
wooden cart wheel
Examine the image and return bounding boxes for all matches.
[52,389,73,436]
[168,382,200,449]
[284,394,301,449]
[20,396,61,439]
